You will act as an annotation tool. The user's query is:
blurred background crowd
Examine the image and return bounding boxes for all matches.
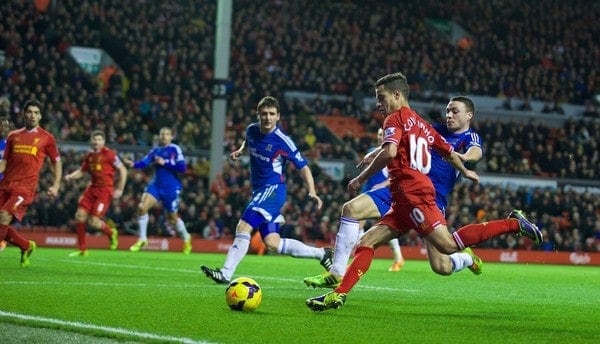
[0,0,598,252]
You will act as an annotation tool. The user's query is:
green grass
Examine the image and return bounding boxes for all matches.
[1,247,599,344]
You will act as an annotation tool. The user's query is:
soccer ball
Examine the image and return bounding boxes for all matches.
[225,277,263,312]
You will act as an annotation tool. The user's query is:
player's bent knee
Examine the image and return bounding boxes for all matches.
[88,217,103,229]
[341,200,360,217]
[430,263,453,276]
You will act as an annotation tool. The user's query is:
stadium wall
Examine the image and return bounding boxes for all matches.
[22,231,600,266]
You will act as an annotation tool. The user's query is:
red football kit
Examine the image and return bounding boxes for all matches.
[378,106,454,237]
[0,127,61,221]
[78,146,123,217]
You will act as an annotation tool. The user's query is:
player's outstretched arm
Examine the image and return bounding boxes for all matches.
[349,144,393,193]
[445,151,479,185]
[64,168,83,182]
[357,146,383,169]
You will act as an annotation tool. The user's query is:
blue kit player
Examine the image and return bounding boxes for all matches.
[124,127,193,254]
[304,95,488,289]
[201,96,332,284]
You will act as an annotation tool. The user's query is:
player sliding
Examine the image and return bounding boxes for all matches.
[305,72,542,311]
[304,95,492,290]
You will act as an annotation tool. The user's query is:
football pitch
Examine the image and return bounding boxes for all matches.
[1,247,598,344]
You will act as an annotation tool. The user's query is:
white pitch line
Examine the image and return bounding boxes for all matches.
[29,257,421,293]
[0,310,213,344]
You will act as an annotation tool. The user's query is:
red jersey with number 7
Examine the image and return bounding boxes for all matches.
[381,107,453,205]
[0,127,61,192]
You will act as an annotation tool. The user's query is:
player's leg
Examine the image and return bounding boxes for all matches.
[130,191,158,251]
[388,238,405,271]
[0,224,35,266]
[261,221,332,268]
[425,236,482,275]
[431,212,541,253]
[88,215,118,250]
[306,223,395,311]
[330,192,382,277]
[167,210,191,254]
[164,189,191,254]
[201,218,253,284]
[88,190,119,250]
[70,207,90,256]
[303,192,382,288]
[202,183,284,284]
[0,195,37,267]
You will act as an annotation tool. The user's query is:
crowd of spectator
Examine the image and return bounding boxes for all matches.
[23,146,600,253]
[1,1,598,252]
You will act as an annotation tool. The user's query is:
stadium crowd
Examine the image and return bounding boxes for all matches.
[0,0,598,252]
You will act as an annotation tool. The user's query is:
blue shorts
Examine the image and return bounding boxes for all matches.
[241,183,286,230]
[365,187,392,216]
[145,183,181,212]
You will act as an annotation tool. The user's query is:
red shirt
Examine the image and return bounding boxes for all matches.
[1,127,61,192]
[382,107,453,204]
[81,146,122,188]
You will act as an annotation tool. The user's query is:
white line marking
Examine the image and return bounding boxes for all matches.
[0,259,421,293]
[0,310,213,344]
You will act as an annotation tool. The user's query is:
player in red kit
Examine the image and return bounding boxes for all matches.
[306,72,543,311]
[0,99,62,267]
[64,130,128,256]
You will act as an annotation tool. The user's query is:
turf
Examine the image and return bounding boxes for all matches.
[1,247,599,344]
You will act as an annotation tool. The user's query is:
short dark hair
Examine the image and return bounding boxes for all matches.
[450,95,475,115]
[257,96,280,113]
[90,130,105,140]
[24,99,43,112]
[374,72,410,100]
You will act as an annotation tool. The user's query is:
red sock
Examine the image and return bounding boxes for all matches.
[335,246,374,294]
[100,221,112,237]
[453,219,519,248]
[3,224,30,251]
[75,222,87,251]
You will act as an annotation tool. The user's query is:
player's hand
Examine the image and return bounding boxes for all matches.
[462,169,479,185]
[47,185,59,198]
[154,156,165,165]
[357,148,379,169]
[113,189,123,199]
[347,176,363,194]
[307,193,323,210]
[122,157,134,168]
[230,150,242,161]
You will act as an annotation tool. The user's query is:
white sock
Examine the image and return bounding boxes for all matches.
[277,238,322,258]
[221,232,251,280]
[175,218,190,241]
[330,216,360,277]
[389,238,404,262]
[357,228,365,240]
[449,252,473,273]
[138,214,149,241]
